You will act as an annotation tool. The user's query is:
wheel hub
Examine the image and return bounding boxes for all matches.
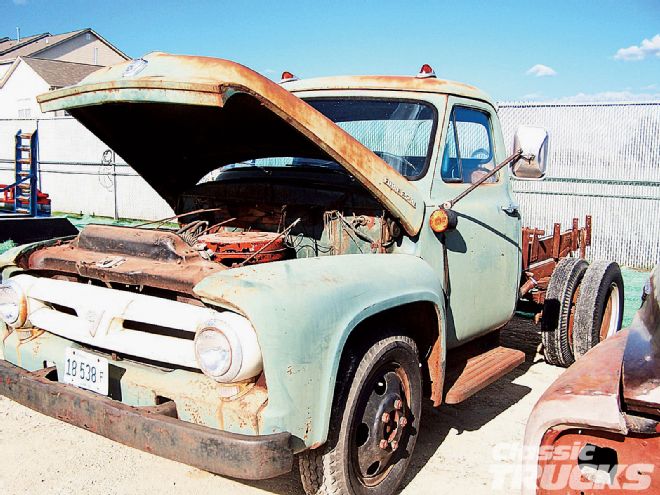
[353,369,409,482]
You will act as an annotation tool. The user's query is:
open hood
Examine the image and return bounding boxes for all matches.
[37,53,425,235]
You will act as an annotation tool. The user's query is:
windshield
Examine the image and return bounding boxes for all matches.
[202,98,436,181]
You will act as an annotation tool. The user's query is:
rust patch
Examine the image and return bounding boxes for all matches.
[537,427,660,494]
[26,224,226,294]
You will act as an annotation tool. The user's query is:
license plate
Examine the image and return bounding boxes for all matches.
[63,348,109,395]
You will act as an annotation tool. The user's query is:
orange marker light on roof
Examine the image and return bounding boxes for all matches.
[429,208,458,233]
[280,71,299,83]
[416,64,436,79]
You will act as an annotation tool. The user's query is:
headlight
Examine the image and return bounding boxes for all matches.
[194,312,262,383]
[0,280,27,328]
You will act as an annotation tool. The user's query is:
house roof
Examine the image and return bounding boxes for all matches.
[0,28,129,64]
[0,32,48,56]
[22,57,101,88]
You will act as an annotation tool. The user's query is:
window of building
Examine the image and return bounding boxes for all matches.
[440,106,496,184]
[17,98,32,119]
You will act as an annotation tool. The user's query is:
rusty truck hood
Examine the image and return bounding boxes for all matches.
[37,52,425,236]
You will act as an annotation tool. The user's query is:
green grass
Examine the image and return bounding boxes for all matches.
[54,212,147,229]
[0,240,15,254]
[621,267,649,327]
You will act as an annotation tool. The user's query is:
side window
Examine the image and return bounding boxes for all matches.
[440,106,496,184]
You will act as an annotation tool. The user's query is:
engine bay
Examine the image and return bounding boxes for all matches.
[17,172,402,296]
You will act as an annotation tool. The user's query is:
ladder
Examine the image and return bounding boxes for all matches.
[5,129,39,216]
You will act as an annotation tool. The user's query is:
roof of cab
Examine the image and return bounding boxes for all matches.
[284,75,494,105]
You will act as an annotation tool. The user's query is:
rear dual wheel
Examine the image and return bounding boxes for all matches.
[299,335,422,495]
[542,258,588,367]
[573,261,624,359]
[542,258,624,367]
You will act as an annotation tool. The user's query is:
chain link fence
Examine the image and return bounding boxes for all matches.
[498,102,660,269]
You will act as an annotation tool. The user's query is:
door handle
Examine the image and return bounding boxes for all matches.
[501,202,519,214]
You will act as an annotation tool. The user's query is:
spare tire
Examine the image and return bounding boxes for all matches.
[573,261,624,359]
[541,257,588,367]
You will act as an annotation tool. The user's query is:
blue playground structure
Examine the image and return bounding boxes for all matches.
[0,129,77,243]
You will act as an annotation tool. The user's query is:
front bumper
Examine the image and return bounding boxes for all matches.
[0,359,293,480]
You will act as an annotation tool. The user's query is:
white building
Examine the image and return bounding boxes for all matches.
[0,28,129,119]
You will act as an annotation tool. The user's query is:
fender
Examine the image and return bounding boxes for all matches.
[194,253,446,450]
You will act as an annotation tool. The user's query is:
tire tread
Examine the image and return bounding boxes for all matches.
[541,257,588,367]
[573,261,624,358]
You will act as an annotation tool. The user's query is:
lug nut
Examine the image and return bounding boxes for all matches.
[391,440,398,451]
[394,399,403,410]
[381,412,390,423]
[379,439,389,449]
[399,417,407,427]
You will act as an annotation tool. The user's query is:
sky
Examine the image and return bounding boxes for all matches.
[2,0,659,102]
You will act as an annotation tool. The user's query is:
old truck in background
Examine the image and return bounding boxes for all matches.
[0,53,624,495]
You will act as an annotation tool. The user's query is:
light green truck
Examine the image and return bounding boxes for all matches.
[0,54,624,494]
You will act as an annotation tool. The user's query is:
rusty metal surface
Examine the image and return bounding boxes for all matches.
[284,74,493,102]
[199,231,290,265]
[522,330,630,495]
[36,52,426,236]
[0,358,293,480]
[521,217,592,272]
[27,224,225,294]
[519,216,592,305]
[444,345,524,404]
[536,428,660,494]
[622,268,660,417]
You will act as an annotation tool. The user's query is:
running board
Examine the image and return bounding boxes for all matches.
[444,345,525,404]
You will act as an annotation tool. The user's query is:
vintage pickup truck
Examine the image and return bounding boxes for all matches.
[0,53,624,495]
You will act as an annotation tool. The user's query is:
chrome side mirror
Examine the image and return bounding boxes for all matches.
[511,126,549,180]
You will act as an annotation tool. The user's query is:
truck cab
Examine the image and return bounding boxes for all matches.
[284,73,523,347]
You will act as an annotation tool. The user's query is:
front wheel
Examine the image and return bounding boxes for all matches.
[299,335,422,495]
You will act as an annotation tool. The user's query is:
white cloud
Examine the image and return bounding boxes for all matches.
[12,0,28,5]
[550,90,660,103]
[526,64,557,77]
[614,34,660,61]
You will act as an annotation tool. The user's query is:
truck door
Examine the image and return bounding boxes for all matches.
[429,97,521,347]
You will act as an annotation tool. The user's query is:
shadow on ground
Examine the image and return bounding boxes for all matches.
[237,316,544,495]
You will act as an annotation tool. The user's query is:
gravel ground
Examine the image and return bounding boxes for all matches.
[0,317,565,495]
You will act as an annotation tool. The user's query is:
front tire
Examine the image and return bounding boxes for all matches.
[299,335,422,495]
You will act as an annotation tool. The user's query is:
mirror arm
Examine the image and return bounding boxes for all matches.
[442,149,523,210]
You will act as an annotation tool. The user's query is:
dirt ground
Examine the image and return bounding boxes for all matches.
[0,317,564,495]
